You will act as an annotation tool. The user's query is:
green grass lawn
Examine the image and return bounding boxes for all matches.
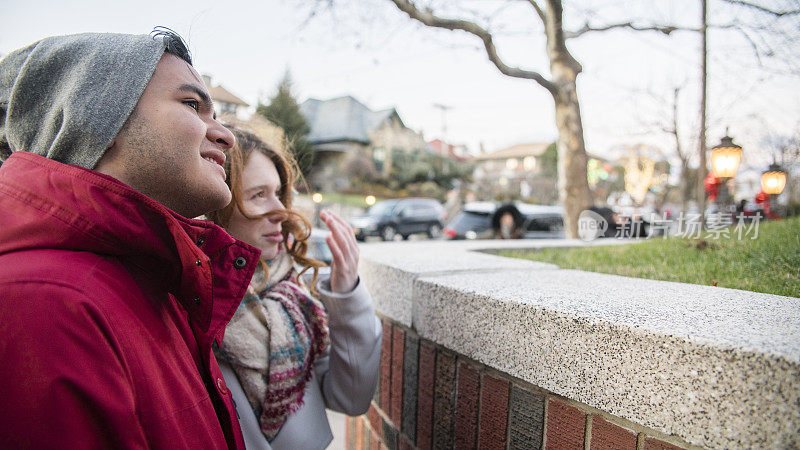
[498,216,800,298]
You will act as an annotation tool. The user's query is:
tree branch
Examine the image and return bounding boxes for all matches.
[566,22,683,39]
[388,0,558,95]
[720,0,800,17]
[523,0,547,24]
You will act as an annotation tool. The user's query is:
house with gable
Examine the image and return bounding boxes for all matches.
[300,95,426,191]
[201,75,250,120]
[472,142,558,203]
[427,139,471,162]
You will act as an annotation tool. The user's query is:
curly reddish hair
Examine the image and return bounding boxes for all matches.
[207,126,324,288]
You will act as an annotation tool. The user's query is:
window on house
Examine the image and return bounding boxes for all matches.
[506,158,519,170]
[523,156,536,171]
[373,147,386,172]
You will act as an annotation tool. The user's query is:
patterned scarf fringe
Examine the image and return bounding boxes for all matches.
[219,249,330,441]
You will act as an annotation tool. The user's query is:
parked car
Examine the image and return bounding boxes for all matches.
[301,228,332,284]
[443,201,564,240]
[349,198,446,241]
[307,228,333,265]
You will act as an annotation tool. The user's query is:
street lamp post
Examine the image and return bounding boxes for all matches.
[761,162,787,219]
[761,162,787,196]
[312,192,323,227]
[710,134,743,218]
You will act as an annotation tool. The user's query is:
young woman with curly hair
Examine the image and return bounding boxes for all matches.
[207,127,381,449]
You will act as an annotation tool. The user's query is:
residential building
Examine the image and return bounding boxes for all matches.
[201,75,250,120]
[300,95,426,191]
[427,139,471,162]
[216,113,286,156]
[472,143,557,203]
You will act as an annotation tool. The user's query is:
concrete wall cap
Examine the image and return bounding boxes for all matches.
[359,238,800,449]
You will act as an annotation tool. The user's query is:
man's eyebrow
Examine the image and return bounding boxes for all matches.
[177,83,215,113]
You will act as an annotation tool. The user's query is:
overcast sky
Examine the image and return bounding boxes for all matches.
[2,0,798,175]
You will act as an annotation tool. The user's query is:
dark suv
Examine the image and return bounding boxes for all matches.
[350,198,446,241]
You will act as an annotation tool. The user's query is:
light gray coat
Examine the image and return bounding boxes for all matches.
[219,276,382,450]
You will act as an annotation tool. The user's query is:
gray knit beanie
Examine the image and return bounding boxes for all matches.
[0,32,169,168]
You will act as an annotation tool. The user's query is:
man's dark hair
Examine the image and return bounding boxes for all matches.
[151,27,192,66]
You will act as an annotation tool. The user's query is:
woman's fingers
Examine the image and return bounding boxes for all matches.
[322,211,358,263]
[321,211,359,293]
[326,233,344,267]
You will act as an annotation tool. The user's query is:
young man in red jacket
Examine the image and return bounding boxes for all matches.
[0,30,260,449]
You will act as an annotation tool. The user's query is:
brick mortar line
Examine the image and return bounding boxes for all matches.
[584,412,592,450]
[547,394,697,450]
[370,401,395,429]
[542,395,549,449]
[373,318,697,450]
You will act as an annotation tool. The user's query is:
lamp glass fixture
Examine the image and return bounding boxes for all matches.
[761,163,787,195]
[711,136,742,178]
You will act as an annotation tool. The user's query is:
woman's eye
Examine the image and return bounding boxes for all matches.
[184,100,200,111]
[251,191,266,200]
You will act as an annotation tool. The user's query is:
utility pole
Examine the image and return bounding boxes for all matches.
[433,103,452,150]
[432,103,452,180]
[696,0,708,225]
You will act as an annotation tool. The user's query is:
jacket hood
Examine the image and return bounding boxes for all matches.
[0,152,260,333]
[0,32,167,168]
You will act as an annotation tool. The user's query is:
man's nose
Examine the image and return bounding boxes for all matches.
[208,121,235,150]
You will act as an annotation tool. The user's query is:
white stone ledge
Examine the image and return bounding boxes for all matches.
[359,239,800,449]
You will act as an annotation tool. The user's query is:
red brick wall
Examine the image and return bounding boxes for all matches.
[478,373,509,449]
[454,362,479,449]
[416,340,436,450]
[546,398,585,450]
[349,319,690,450]
[380,321,392,411]
[590,416,637,450]
[391,326,405,427]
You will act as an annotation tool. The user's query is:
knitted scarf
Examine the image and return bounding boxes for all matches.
[217,247,329,440]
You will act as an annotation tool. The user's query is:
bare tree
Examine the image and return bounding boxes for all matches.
[368,0,685,238]
[303,0,798,235]
[661,87,696,215]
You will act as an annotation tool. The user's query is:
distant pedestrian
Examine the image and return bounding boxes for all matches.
[588,206,619,238]
[492,203,524,239]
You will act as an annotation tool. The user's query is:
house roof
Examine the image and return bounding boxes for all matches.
[207,84,249,107]
[474,143,551,161]
[427,139,471,161]
[217,113,285,153]
[300,95,401,144]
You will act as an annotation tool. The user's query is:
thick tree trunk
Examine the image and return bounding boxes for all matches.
[384,0,595,237]
[552,80,593,238]
[545,0,593,239]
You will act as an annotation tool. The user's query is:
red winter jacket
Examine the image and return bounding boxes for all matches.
[0,152,260,449]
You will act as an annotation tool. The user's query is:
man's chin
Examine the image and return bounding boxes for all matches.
[212,189,233,210]
[184,188,232,219]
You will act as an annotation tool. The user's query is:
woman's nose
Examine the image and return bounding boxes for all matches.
[268,200,286,223]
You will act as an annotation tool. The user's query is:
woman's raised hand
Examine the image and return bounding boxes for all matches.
[320,211,359,293]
